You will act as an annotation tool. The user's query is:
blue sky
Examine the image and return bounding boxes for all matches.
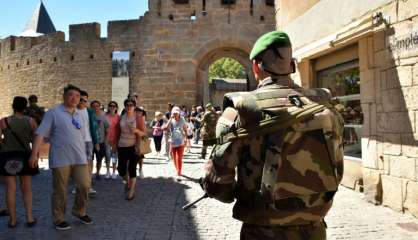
[0,0,148,39]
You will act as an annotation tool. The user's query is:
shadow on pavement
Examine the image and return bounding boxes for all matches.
[0,169,201,240]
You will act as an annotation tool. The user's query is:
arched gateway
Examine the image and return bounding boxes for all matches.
[0,0,275,116]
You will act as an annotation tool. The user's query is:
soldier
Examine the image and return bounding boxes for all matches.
[203,31,344,240]
[200,103,218,159]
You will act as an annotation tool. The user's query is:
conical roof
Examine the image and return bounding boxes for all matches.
[21,1,56,37]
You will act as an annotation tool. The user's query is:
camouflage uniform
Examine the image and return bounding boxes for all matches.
[204,76,343,240]
[200,109,218,159]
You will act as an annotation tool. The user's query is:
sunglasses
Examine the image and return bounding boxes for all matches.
[72,117,82,129]
[125,103,135,107]
[80,99,87,103]
[109,105,117,108]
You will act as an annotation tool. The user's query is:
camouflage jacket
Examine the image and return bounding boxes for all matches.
[203,77,344,226]
[201,110,218,140]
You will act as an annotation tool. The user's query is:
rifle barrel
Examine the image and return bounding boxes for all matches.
[182,194,209,210]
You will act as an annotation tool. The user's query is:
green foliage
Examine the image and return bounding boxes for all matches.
[209,58,246,82]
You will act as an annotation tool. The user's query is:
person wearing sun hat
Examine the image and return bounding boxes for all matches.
[202,31,344,240]
[164,106,188,181]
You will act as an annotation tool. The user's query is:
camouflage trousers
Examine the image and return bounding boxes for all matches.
[240,221,326,240]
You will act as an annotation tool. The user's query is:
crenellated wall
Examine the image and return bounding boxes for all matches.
[0,0,275,116]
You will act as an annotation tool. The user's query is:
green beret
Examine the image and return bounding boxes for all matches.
[249,31,291,60]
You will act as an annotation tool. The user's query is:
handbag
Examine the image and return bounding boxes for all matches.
[135,136,152,155]
[0,118,37,176]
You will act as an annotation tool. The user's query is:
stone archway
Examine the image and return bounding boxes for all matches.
[193,41,255,106]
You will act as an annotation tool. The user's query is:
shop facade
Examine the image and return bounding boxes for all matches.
[275,0,418,217]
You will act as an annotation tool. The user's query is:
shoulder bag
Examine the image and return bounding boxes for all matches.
[0,118,38,176]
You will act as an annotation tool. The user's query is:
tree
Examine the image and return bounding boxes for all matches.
[209,58,246,82]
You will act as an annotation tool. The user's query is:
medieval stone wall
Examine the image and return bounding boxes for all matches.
[0,0,275,116]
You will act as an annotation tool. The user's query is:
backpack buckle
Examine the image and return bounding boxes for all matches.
[289,95,304,108]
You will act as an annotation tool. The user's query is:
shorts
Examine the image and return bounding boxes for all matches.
[93,143,107,164]
[187,135,193,140]
[106,145,118,164]
[85,142,94,162]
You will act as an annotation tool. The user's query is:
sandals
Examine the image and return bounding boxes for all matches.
[7,218,37,228]
[27,218,37,228]
[125,193,135,201]
[8,220,17,228]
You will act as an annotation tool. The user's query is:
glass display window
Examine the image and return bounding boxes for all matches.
[316,60,362,159]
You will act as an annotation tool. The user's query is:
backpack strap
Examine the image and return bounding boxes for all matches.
[217,102,327,144]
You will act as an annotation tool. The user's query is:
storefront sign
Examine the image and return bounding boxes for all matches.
[389,30,418,54]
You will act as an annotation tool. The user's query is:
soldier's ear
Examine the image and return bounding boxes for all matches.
[252,60,262,76]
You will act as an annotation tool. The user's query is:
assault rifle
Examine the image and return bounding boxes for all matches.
[181,175,209,210]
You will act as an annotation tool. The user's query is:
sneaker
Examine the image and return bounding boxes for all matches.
[89,188,97,195]
[71,188,76,194]
[176,175,183,182]
[55,221,71,231]
[73,214,93,225]
[138,169,144,179]
[105,172,111,179]
[112,173,117,179]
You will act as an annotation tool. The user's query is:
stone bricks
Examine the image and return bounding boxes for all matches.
[360,69,375,103]
[378,112,414,134]
[403,180,418,218]
[402,133,418,158]
[398,0,418,23]
[373,30,386,52]
[381,88,407,112]
[385,66,413,89]
[362,137,378,169]
[381,175,403,212]
[383,134,402,155]
[414,63,418,85]
[403,86,418,111]
[363,168,382,205]
[389,155,417,180]
[341,159,363,190]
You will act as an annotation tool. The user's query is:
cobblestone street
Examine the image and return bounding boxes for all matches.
[0,145,417,240]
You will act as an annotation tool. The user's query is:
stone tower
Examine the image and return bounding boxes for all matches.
[21,1,56,37]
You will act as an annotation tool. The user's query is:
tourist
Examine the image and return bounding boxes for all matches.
[193,106,204,144]
[23,95,45,125]
[163,103,174,161]
[0,96,39,228]
[91,100,109,180]
[184,115,194,153]
[117,99,145,200]
[30,84,93,230]
[77,91,99,194]
[151,111,164,157]
[200,103,218,159]
[135,107,146,178]
[163,106,188,181]
[105,101,120,179]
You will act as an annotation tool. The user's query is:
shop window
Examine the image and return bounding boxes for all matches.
[265,0,274,6]
[173,0,189,3]
[221,0,235,5]
[316,60,362,159]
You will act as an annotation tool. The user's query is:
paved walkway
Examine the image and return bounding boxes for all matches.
[0,145,418,240]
